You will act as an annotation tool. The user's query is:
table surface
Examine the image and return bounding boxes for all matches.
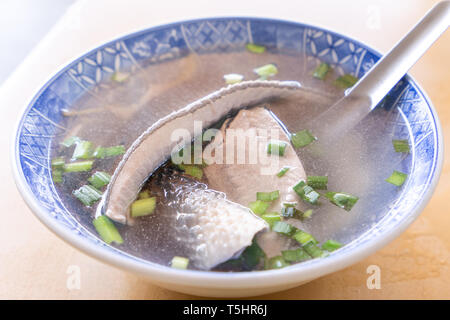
[1,0,449,299]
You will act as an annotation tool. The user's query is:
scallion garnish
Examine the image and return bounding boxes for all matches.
[241,240,265,269]
[254,64,278,78]
[282,201,297,207]
[51,157,65,169]
[277,166,290,177]
[52,169,63,184]
[282,248,311,262]
[303,242,328,258]
[179,164,203,179]
[267,140,288,156]
[88,171,111,189]
[265,256,288,270]
[302,209,314,219]
[111,71,129,83]
[93,145,126,159]
[223,73,244,84]
[131,197,157,217]
[64,160,94,172]
[248,200,270,216]
[92,215,123,245]
[392,139,410,153]
[246,43,266,54]
[325,192,359,211]
[293,180,320,205]
[256,190,280,202]
[72,141,94,160]
[313,62,330,80]
[385,170,407,186]
[60,136,81,148]
[261,213,281,228]
[171,256,189,269]
[334,74,358,89]
[280,206,300,218]
[272,221,295,236]
[307,176,328,190]
[291,130,316,148]
[73,185,102,206]
[138,190,150,199]
[321,239,343,252]
[292,230,317,246]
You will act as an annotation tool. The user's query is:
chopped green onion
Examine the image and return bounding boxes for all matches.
[292,230,317,246]
[246,43,266,54]
[282,248,311,262]
[282,201,297,207]
[265,256,288,270]
[248,200,270,215]
[303,242,328,258]
[171,256,189,269]
[313,62,330,80]
[256,190,279,201]
[291,130,316,148]
[267,140,288,156]
[261,213,281,228]
[131,197,157,217]
[138,190,150,199]
[254,64,278,78]
[321,239,343,252]
[88,171,111,189]
[179,164,203,179]
[280,206,300,218]
[272,221,295,236]
[92,215,123,245]
[325,192,359,211]
[60,136,81,148]
[293,180,320,205]
[392,139,410,153]
[223,73,244,84]
[302,209,314,219]
[93,145,126,159]
[385,170,407,186]
[73,185,102,206]
[51,157,65,169]
[277,166,290,177]
[241,240,265,269]
[72,141,94,160]
[64,160,94,172]
[307,176,328,190]
[334,74,358,89]
[111,71,129,83]
[52,169,63,184]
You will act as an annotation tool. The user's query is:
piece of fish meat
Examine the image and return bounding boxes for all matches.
[98,80,301,224]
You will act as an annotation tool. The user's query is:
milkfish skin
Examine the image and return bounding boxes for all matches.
[98,80,301,224]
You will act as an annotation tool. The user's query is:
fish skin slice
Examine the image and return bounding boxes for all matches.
[98,80,301,224]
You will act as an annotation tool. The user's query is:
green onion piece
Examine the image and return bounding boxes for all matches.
[248,200,270,215]
[88,171,111,189]
[93,145,126,159]
[131,197,157,217]
[241,240,265,269]
[92,215,123,245]
[52,169,63,184]
[291,130,316,148]
[111,71,129,83]
[179,164,203,179]
[293,180,320,205]
[302,209,314,219]
[307,176,328,190]
[254,64,278,78]
[292,230,318,245]
[223,73,244,84]
[265,256,288,270]
[64,160,94,172]
[277,166,290,177]
[171,256,189,269]
[51,157,65,169]
[282,248,311,262]
[60,136,81,148]
[392,139,410,153]
[313,62,330,80]
[322,239,343,252]
[325,192,359,211]
[280,206,300,218]
[282,201,297,207]
[261,213,281,228]
[267,140,288,156]
[256,190,280,202]
[72,141,94,160]
[303,242,328,258]
[272,221,295,236]
[138,190,150,199]
[73,185,102,206]
[334,74,358,89]
[385,170,407,186]
[246,43,266,54]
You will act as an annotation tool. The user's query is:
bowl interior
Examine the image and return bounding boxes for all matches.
[13,18,440,278]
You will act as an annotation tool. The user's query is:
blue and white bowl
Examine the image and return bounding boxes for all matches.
[11,18,443,297]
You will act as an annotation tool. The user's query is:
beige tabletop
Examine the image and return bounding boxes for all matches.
[1,0,449,299]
